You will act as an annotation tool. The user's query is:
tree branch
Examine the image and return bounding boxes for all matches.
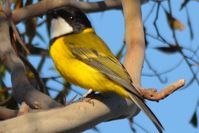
[122,0,144,86]
[12,0,148,24]
[0,93,139,133]
[12,0,121,23]
[122,0,185,101]
[0,107,17,120]
[0,16,61,109]
[140,79,185,101]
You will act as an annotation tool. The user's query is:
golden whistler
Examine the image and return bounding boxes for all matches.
[48,6,163,133]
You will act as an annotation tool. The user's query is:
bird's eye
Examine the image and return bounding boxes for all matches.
[69,16,74,20]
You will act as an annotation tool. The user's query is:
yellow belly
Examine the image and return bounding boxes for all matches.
[50,37,129,98]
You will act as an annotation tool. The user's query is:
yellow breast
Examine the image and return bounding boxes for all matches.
[50,35,129,98]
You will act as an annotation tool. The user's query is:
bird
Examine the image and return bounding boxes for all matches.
[48,6,164,133]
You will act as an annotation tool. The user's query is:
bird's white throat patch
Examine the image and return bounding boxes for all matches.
[50,17,73,39]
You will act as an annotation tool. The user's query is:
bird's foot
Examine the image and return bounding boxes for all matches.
[82,89,94,98]
[79,89,95,106]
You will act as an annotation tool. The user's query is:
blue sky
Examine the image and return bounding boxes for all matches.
[3,0,199,133]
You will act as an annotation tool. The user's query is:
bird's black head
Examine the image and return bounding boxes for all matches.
[48,6,92,39]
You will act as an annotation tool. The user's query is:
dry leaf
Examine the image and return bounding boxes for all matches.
[14,0,23,9]
[190,111,198,127]
[25,17,37,43]
[156,45,182,54]
[166,12,185,31]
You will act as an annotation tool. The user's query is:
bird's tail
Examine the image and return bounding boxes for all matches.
[128,93,164,133]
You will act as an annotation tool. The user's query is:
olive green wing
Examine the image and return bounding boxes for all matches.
[71,47,164,132]
[70,47,142,98]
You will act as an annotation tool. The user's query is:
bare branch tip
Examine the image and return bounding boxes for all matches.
[178,79,185,84]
